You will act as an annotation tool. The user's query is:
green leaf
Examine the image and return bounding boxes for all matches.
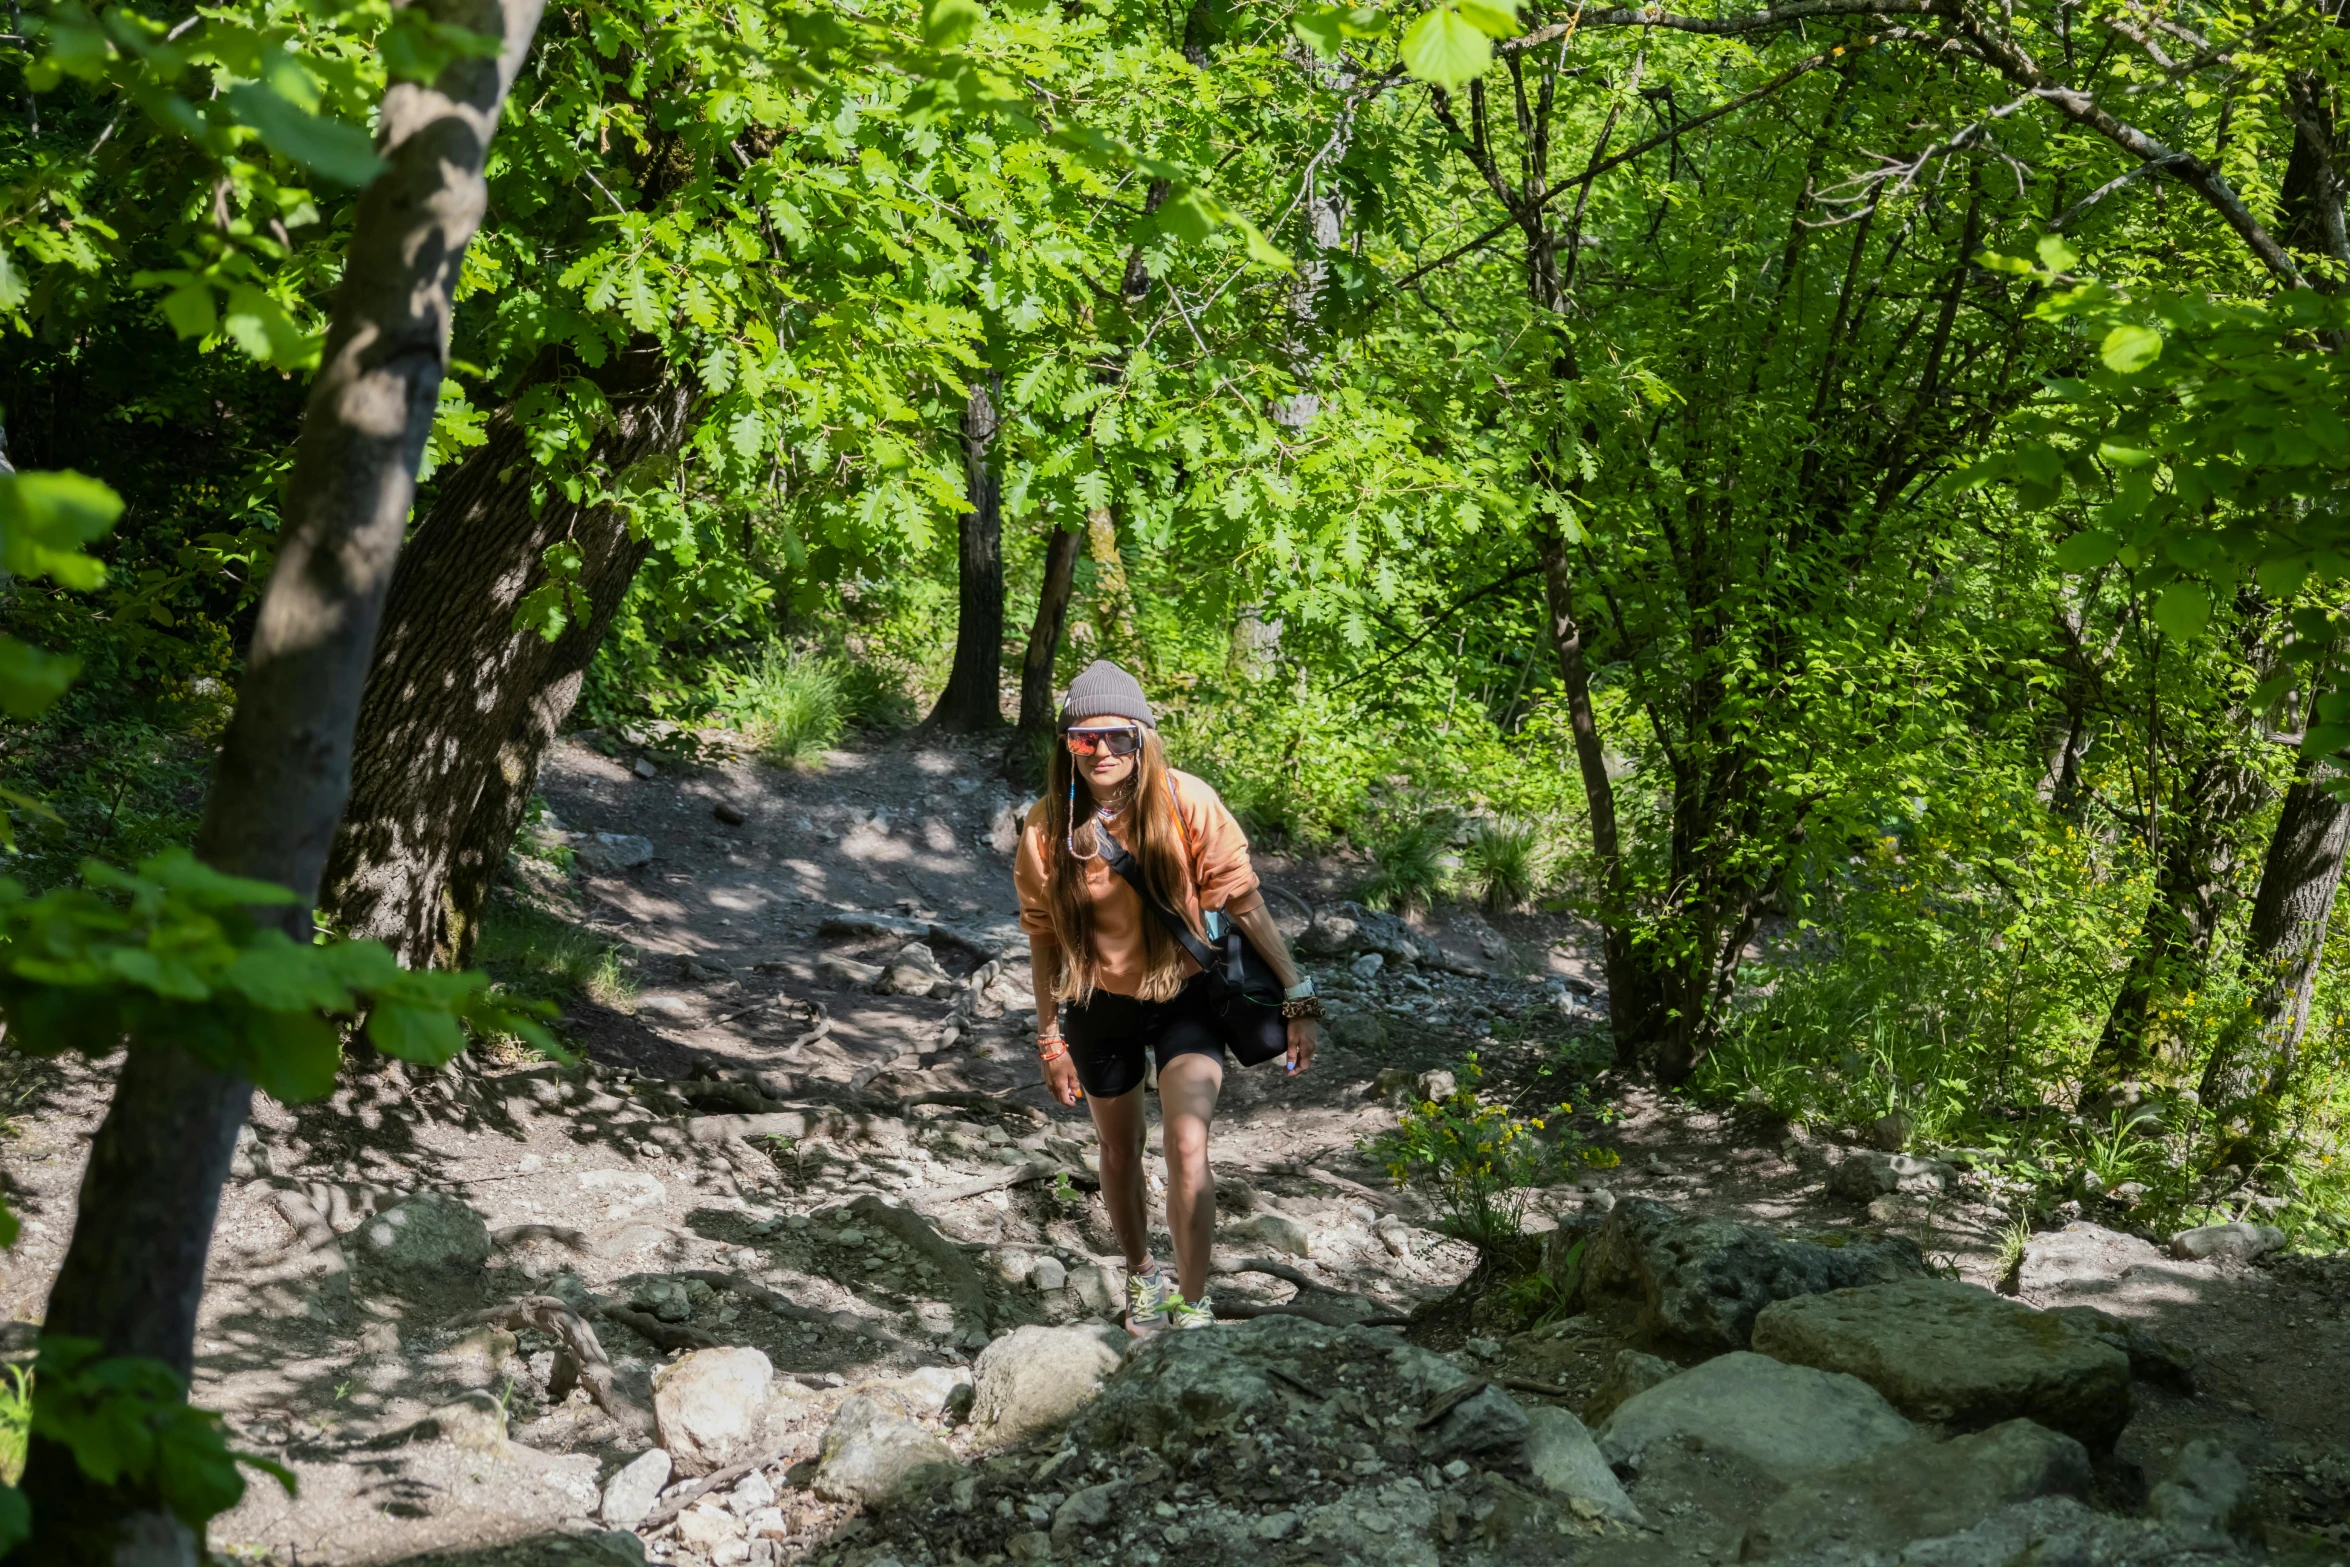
[0,636,84,719]
[2100,323,2162,374]
[219,933,357,1014]
[1455,0,1521,39]
[0,246,24,313]
[365,1000,466,1067]
[1399,6,1491,91]
[2053,530,2118,573]
[242,1010,344,1104]
[2302,723,2350,760]
[2257,555,2310,597]
[2151,581,2209,642]
[2035,235,2079,274]
[161,282,218,341]
[0,469,122,588]
[922,0,984,50]
[223,84,387,188]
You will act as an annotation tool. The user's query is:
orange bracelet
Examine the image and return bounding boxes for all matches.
[1037,1033,1069,1064]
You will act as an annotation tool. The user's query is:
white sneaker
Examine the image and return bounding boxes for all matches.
[1126,1263,1174,1336]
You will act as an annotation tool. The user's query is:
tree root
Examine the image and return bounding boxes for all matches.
[912,1159,1095,1207]
[456,1294,646,1431]
[638,1442,796,1532]
[677,1270,935,1358]
[596,1299,719,1352]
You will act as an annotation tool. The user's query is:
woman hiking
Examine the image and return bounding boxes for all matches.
[1014,660,1322,1334]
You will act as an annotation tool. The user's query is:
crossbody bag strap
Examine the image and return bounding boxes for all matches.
[1099,836,1220,974]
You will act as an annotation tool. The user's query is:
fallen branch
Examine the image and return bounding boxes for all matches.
[639,1443,795,1531]
[457,1295,644,1430]
[1214,1255,1332,1294]
[1496,1374,1575,1399]
[596,1299,719,1352]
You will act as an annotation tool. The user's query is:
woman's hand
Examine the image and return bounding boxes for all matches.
[1043,1048,1084,1107]
[1285,1015,1318,1076]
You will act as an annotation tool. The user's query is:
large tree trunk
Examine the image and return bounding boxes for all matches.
[320,349,690,970]
[2081,757,2268,1105]
[17,1,544,1556]
[929,374,1007,731]
[1007,520,1082,782]
[2200,762,2350,1150]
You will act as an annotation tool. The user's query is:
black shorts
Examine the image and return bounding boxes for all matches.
[1061,974,1227,1099]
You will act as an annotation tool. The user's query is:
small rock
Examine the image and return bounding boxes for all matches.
[969,1323,1131,1446]
[877,941,954,998]
[816,954,884,989]
[600,1449,672,1529]
[654,1346,775,1475]
[426,1392,506,1453]
[1414,1068,1456,1101]
[633,1276,694,1323]
[1031,1256,1068,1292]
[1597,1351,1917,1481]
[676,1503,738,1553]
[1465,1337,1501,1362]
[1869,1111,1914,1151]
[640,994,692,1020]
[1368,1066,1415,1098]
[1425,1384,1529,1461]
[352,1191,492,1284]
[1255,1511,1300,1541]
[578,830,655,870]
[1827,1150,1956,1202]
[1752,1278,2132,1448]
[1230,1211,1314,1257]
[1584,1349,1677,1425]
[1329,1011,1390,1051]
[1741,1418,2092,1560]
[1523,1405,1641,1523]
[1297,910,1361,956]
[2167,1221,2286,1265]
[712,799,749,826]
[1350,951,1386,980]
[729,1471,777,1514]
[813,1395,956,1507]
[1068,1261,1122,1317]
[1006,1530,1053,1561]
[1050,1480,1126,1552]
[2146,1437,2248,1539]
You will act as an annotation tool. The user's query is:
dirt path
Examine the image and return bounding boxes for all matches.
[0,732,2342,1565]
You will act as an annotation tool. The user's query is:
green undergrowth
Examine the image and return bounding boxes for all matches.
[474,902,637,1015]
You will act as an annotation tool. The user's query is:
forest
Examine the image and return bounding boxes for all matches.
[0,0,2347,1558]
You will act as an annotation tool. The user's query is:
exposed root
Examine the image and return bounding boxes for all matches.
[457,1294,646,1431]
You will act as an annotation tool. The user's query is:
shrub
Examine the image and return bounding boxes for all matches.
[475,906,637,1012]
[1356,812,1456,913]
[719,646,846,766]
[1462,816,1549,911]
[1366,1055,1575,1255]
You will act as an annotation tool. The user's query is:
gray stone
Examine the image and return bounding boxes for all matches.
[1414,1068,1456,1101]
[1741,1419,2091,1560]
[1331,1011,1391,1051]
[2147,1438,2247,1539]
[352,1191,492,1283]
[1423,1384,1529,1461]
[877,941,953,997]
[1523,1405,1640,1523]
[813,1394,955,1507]
[1350,951,1386,980]
[1870,1111,1914,1151]
[425,1391,507,1453]
[577,831,655,871]
[1891,1495,2263,1567]
[817,954,884,988]
[1229,1211,1314,1257]
[2015,1221,2166,1298]
[1583,1197,1927,1350]
[1068,1261,1121,1316]
[632,1275,693,1323]
[599,1448,672,1529]
[1050,1480,1126,1552]
[1296,910,1362,957]
[1597,1351,1917,1481]
[2167,1221,2285,1265]
[1751,1279,2132,1448]
[1584,1348,1677,1425]
[968,1323,1130,1446]
[1030,1256,1068,1293]
[1828,1151,1956,1202]
[653,1345,774,1475]
[2044,1304,2195,1391]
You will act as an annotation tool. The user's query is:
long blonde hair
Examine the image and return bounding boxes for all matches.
[1042,727,1199,1003]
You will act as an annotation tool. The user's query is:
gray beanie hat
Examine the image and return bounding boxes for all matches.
[1059,660,1155,729]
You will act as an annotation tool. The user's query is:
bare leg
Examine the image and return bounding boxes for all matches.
[1084,1085,1151,1270]
[1157,1053,1224,1301]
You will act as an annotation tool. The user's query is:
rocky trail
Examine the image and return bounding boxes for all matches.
[0,732,2345,1567]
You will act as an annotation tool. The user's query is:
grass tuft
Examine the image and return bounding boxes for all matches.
[1356,813,1456,913]
[1462,816,1549,912]
[718,646,847,767]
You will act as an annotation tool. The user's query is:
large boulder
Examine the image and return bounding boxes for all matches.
[1827,1151,1956,1202]
[968,1324,1130,1447]
[1596,1351,1918,1481]
[1741,1419,2092,1560]
[1584,1197,1927,1350]
[1752,1279,2133,1448]
[653,1345,774,1475]
[813,1394,956,1507]
[2015,1221,2167,1300]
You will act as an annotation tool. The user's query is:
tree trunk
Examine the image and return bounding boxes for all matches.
[2081,757,2268,1105]
[1083,505,1143,666]
[1007,520,1082,783]
[320,349,690,970]
[1535,523,1662,1068]
[928,374,1007,731]
[2200,762,2350,1149]
[18,0,545,1556]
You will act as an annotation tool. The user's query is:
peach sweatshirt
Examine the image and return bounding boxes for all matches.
[1014,769,1265,999]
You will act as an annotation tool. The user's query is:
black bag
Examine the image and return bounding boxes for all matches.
[1099,837,1291,1067]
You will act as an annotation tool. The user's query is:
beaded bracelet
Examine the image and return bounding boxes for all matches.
[1037,1031,1069,1064]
